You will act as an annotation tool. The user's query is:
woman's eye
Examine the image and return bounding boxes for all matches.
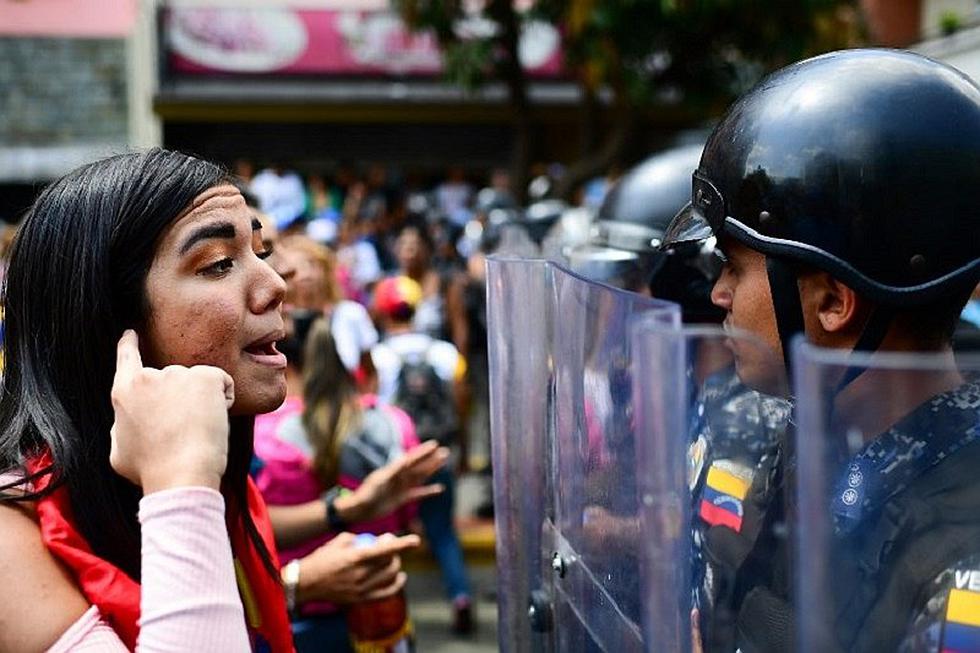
[200,257,234,276]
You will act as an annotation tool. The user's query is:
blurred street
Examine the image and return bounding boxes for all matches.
[406,472,498,652]
[406,566,498,652]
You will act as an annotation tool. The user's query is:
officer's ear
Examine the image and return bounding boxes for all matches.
[799,271,869,344]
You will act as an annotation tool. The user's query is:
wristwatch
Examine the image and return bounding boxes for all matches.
[282,559,301,616]
[322,486,349,532]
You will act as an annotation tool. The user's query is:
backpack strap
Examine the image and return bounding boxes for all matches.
[338,406,404,479]
[392,335,434,366]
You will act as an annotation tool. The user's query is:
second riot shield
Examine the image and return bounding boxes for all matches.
[793,342,980,653]
[487,256,679,652]
[632,321,791,652]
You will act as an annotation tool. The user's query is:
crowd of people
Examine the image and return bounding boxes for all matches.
[235,160,542,498]
[1,45,979,653]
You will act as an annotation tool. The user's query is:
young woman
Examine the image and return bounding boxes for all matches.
[392,225,446,340]
[275,234,379,388]
[255,315,427,651]
[255,235,444,650]
[0,150,420,652]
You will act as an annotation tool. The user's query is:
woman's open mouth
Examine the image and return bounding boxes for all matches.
[243,333,287,368]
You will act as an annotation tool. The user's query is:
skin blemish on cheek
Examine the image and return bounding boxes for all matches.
[187,345,221,366]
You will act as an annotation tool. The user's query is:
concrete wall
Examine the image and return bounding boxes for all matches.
[0,37,130,181]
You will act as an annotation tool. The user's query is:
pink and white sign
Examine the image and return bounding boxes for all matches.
[165,7,564,77]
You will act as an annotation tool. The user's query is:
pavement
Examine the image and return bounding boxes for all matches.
[403,471,500,653]
[405,566,499,653]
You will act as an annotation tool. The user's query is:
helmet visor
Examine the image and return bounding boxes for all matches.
[660,171,726,250]
[566,245,654,293]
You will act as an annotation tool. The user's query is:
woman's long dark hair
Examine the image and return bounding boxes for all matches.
[0,149,276,580]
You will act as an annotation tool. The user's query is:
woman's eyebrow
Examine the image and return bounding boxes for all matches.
[179,221,237,255]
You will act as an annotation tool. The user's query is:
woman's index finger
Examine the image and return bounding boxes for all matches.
[360,535,421,561]
[114,329,143,384]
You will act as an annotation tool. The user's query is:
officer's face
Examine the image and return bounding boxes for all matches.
[711,239,784,392]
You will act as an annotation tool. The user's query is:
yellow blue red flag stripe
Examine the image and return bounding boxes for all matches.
[942,589,980,653]
[699,465,750,532]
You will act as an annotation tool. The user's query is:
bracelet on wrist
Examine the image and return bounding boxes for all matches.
[322,486,350,532]
[282,559,301,617]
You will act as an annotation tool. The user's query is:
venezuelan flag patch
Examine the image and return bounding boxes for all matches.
[699,465,750,533]
[942,588,980,653]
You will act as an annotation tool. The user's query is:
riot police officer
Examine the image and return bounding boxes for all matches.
[661,49,980,652]
[566,142,722,323]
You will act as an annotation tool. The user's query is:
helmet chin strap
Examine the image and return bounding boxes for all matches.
[766,257,806,374]
[766,256,893,393]
[833,305,894,394]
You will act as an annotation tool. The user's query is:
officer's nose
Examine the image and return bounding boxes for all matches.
[711,268,734,311]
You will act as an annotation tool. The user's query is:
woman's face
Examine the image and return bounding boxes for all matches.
[142,185,288,415]
[280,245,327,310]
[396,229,428,272]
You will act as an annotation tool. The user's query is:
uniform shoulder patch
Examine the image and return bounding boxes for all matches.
[699,463,751,533]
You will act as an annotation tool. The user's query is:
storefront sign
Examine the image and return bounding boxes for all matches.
[165,7,563,77]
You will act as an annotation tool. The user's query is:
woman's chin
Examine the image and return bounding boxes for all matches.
[228,380,288,416]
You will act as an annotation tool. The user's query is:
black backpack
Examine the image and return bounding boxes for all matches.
[392,343,459,445]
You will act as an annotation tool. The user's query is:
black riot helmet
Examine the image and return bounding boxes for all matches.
[595,142,704,251]
[568,143,722,321]
[663,49,980,364]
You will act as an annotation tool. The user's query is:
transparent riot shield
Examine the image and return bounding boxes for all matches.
[487,256,679,652]
[632,322,790,652]
[794,342,980,653]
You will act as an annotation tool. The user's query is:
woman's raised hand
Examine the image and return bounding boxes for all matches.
[109,329,235,493]
[334,440,449,523]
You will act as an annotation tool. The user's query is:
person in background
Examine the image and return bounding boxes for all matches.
[336,216,383,303]
[250,205,451,651]
[371,276,476,635]
[251,164,307,232]
[276,235,378,383]
[436,166,474,228]
[429,217,466,275]
[305,172,342,222]
[446,229,497,515]
[233,157,256,184]
[255,309,443,651]
[393,225,447,340]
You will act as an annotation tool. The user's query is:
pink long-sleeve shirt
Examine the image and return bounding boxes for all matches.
[46,487,252,652]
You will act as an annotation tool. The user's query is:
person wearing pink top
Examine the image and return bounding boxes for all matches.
[255,310,432,651]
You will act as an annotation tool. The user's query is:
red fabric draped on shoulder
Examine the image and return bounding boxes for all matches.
[26,453,295,652]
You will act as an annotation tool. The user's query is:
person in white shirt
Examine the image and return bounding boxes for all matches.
[370,276,476,635]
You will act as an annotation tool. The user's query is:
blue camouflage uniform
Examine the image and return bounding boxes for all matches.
[696,378,980,652]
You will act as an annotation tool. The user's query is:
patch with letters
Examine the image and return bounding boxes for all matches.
[699,464,750,533]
